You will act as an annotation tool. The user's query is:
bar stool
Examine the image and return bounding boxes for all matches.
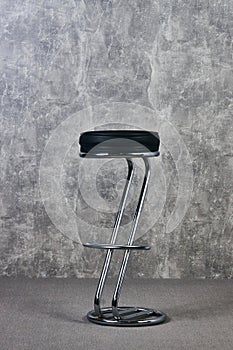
[79,130,167,326]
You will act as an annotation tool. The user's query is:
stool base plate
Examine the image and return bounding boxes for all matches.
[87,307,167,327]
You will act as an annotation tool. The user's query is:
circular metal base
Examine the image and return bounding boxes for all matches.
[87,307,167,327]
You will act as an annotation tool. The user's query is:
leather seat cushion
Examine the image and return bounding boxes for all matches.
[79,130,160,155]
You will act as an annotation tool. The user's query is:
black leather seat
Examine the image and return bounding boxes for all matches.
[79,130,160,157]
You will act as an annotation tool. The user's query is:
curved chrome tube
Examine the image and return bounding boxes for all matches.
[94,158,134,316]
[111,158,151,319]
[85,156,167,326]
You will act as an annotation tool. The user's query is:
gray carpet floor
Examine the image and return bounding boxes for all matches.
[0,278,232,350]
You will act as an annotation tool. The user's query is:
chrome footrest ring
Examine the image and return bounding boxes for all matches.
[83,243,150,250]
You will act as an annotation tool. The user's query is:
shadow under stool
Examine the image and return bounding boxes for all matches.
[79,130,167,327]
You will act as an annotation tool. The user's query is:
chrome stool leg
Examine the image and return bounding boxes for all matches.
[111,158,151,319]
[93,159,134,317]
[86,158,167,326]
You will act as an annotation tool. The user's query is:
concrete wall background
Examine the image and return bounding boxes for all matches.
[0,0,232,278]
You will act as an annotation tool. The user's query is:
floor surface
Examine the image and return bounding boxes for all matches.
[0,278,232,350]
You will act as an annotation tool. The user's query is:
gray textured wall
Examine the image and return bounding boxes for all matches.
[0,0,232,278]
